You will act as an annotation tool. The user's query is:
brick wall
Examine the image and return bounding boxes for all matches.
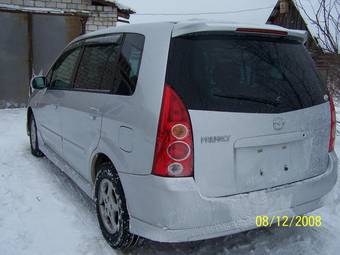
[0,0,118,32]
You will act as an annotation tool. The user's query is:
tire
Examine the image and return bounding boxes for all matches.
[95,162,139,249]
[29,114,44,157]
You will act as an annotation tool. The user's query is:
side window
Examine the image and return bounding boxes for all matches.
[112,34,145,95]
[50,48,81,89]
[74,44,120,91]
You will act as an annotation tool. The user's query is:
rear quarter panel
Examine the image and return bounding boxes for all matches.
[95,23,174,175]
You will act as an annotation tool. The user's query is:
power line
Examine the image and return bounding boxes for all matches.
[132,5,275,16]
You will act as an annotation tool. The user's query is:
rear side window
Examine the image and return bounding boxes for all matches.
[112,34,145,95]
[166,33,328,113]
[75,44,120,91]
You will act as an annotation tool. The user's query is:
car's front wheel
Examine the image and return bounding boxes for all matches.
[95,162,139,249]
[29,115,44,157]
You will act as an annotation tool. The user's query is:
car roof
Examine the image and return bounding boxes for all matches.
[70,22,175,44]
[71,20,307,45]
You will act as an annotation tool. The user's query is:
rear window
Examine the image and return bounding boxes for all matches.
[166,33,328,113]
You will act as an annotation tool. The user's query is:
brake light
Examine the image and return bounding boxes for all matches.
[236,28,288,36]
[329,96,336,152]
[152,84,194,177]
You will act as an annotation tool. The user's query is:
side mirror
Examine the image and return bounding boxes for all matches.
[31,76,46,90]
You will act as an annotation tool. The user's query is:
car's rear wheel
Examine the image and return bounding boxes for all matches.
[95,162,139,249]
[29,115,44,157]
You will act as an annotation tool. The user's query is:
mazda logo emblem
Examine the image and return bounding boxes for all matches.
[273,117,285,131]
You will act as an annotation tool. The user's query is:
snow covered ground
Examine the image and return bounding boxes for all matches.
[1,108,340,255]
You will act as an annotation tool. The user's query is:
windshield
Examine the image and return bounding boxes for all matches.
[166,33,327,113]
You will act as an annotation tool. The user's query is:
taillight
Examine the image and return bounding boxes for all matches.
[329,96,336,152]
[152,84,194,177]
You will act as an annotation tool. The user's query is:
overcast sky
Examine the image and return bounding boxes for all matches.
[117,0,279,25]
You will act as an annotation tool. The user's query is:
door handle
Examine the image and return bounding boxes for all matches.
[89,107,100,120]
[89,107,99,113]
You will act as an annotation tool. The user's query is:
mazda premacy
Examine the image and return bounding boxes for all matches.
[27,21,338,249]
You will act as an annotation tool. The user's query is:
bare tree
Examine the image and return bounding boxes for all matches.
[296,0,339,54]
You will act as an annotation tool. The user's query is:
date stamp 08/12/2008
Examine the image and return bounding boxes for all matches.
[256,215,322,227]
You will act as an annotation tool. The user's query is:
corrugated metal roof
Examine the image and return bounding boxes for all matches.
[104,0,135,13]
[93,0,135,13]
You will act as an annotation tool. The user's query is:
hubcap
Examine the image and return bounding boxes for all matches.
[30,119,37,149]
[98,179,120,234]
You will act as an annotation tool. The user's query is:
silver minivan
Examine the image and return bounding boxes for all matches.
[27,21,338,249]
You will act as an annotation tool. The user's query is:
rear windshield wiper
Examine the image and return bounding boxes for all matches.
[213,94,280,107]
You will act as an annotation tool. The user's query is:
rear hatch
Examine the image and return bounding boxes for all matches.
[166,30,330,197]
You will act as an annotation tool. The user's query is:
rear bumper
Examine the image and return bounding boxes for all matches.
[120,151,338,243]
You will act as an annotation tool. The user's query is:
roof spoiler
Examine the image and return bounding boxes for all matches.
[172,22,308,44]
